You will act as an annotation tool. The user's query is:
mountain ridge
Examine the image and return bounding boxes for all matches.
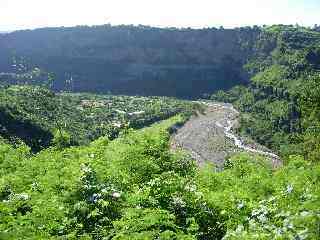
[0,24,260,97]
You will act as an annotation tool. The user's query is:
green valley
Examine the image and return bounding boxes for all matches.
[0,24,320,239]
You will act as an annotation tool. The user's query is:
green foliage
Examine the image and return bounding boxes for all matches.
[1,113,319,239]
[62,164,123,238]
[0,85,198,151]
[197,153,320,239]
[251,64,289,86]
[212,26,320,161]
[0,25,262,98]
[0,66,53,88]
[111,208,195,240]
[52,130,72,149]
[1,24,320,240]
[0,116,210,239]
[205,27,320,239]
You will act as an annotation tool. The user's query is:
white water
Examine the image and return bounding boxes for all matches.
[203,102,280,160]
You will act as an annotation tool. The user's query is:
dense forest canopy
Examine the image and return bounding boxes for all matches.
[211,25,320,162]
[0,24,262,97]
[1,24,319,158]
[2,24,319,98]
[0,85,199,151]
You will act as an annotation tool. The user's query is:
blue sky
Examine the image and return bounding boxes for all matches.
[0,0,319,31]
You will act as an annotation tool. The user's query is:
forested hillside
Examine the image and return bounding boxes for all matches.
[0,85,198,151]
[0,25,260,97]
[212,25,320,162]
[1,115,319,239]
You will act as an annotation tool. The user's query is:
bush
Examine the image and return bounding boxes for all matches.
[52,129,72,149]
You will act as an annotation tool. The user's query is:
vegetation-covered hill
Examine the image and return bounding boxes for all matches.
[0,25,260,97]
[0,24,320,239]
[211,25,320,162]
[0,85,199,151]
[1,116,319,239]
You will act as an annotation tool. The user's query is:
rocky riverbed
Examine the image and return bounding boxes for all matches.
[171,101,282,169]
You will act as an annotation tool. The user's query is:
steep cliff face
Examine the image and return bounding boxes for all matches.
[0,25,261,97]
[212,25,320,161]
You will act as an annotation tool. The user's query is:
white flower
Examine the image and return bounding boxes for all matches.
[257,214,267,223]
[235,224,244,233]
[184,184,196,192]
[275,228,283,236]
[286,184,293,194]
[237,201,245,209]
[252,209,259,217]
[81,164,92,173]
[31,182,39,191]
[148,179,156,186]
[112,192,121,198]
[14,193,29,201]
[172,196,186,207]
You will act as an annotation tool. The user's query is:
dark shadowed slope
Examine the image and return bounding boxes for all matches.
[0,25,261,97]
